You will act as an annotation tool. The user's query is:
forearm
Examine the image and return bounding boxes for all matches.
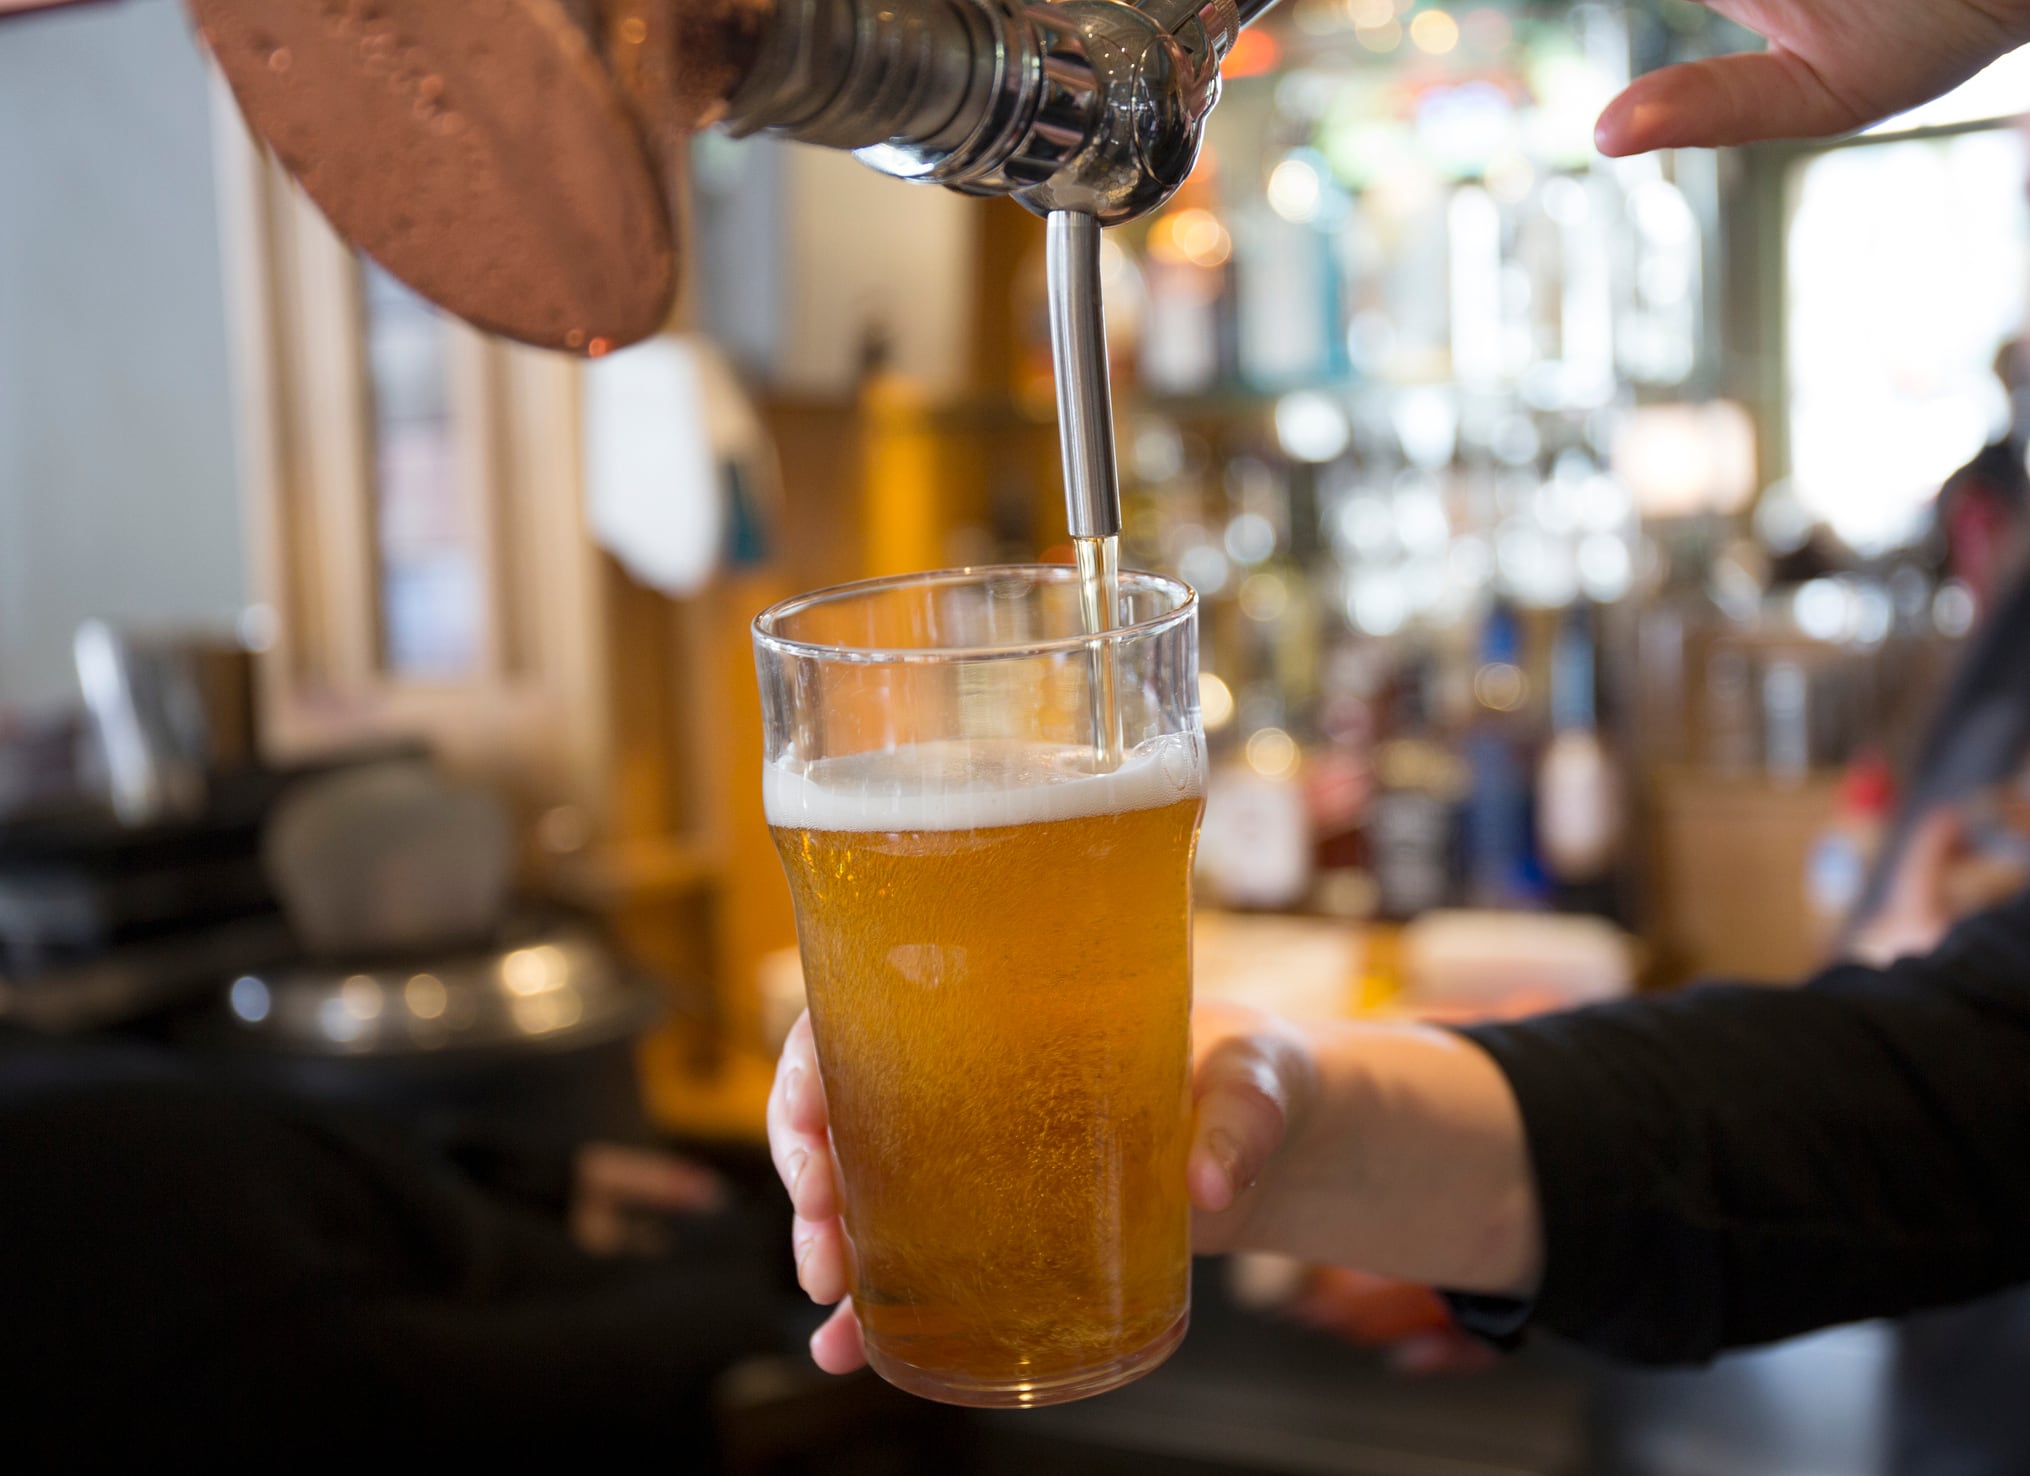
[1207,890,2030,1367]
[1210,1020,1541,1297]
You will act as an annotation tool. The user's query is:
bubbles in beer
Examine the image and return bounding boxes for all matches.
[768,739,1203,1398]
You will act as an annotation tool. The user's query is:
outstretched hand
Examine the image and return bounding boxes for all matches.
[768,995,1538,1374]
[1595,0,2030,156]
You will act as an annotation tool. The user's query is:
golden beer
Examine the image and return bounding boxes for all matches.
[768,733,1203,1405]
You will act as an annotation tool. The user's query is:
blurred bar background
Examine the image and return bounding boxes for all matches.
[7,0,2030,1469]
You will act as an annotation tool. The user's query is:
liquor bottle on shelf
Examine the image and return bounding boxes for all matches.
[1462,604,1547,909]
[1537,603,1625,912]
[1227,455,1323,723]
[1139,159,1237,396]
[1199,709,1314,913]
[1233,193,1342,390]
[1368,659,1468,921]
[1306,645,1380,919]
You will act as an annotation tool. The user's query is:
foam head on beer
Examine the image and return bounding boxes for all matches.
[766,730,1205,1402]
[764,731,1204,832]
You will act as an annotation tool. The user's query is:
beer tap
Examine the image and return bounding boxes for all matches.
[191,0,1283,545]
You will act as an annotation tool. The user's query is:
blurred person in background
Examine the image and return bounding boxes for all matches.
[1842,336,2030,1475]
[769,0,2030,1441]
[1855,806,2030,1476]
[1929,338,2030,621]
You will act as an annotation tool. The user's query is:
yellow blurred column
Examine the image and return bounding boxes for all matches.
[860,373,950,576]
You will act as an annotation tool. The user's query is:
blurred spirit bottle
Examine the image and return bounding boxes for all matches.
[1229,456,1322,720]
[1462,605,1546,908]
[1369,661,1467,920]
[1233,197,1340,390]
[1307,678,1378,919]
[1537,605,1623,894]
[1200,719,1313,911]
[1141,164,1236,396]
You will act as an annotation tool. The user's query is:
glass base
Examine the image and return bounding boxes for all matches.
[863,1308,1189,1409]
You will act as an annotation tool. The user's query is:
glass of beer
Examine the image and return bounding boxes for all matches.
[753,565,1204,1408]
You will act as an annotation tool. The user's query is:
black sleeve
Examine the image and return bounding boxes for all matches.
[1450,889,2030,1366]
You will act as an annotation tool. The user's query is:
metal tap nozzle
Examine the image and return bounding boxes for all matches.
[726,0,1254,226]
[1046,211,1121,541]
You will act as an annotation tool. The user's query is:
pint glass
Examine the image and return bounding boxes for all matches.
[753,566,1204,1407]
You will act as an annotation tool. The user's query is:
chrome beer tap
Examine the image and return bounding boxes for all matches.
[190,0,1283,353]
[726,0,1239,225]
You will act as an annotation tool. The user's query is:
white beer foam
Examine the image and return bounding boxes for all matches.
[764,732,1205,832]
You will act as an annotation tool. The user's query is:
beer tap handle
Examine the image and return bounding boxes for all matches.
[190,0,690,351]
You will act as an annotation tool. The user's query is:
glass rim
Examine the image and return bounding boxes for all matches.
[751,564,1197,665]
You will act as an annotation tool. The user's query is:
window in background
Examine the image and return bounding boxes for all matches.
[1786,125,2030,556]
[360,260,482,679]
[1868,46,2030,137]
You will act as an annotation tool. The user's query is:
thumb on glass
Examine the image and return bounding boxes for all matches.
[1187,1007,1307,1216]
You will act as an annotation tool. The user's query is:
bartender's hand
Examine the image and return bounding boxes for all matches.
[768,1003,1539,1374]
[1596,0,2030,156]
[768,1012,868,1372]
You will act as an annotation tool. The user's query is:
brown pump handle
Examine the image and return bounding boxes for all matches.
[188,0,770,353]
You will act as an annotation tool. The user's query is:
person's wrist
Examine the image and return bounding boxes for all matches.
[1280,1019,1358,1179]
[1435,1030,1544,1298]
[1247,1019,1375,1240]
[1302,1022,1543,1297]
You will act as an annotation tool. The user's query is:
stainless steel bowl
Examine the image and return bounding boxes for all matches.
[216,923,658,1058]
